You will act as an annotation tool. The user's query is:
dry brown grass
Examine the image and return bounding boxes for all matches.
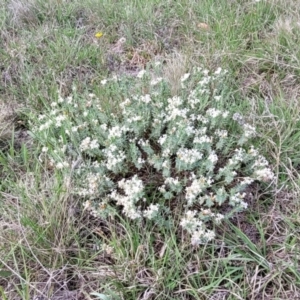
[7,0,40,27]
[0,168,92,299]
[162,52,188,95]
[0,100,20,147]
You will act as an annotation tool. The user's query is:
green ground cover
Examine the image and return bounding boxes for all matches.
[1,0,300,299]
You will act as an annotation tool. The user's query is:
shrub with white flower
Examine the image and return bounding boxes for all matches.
[31,66,274,245]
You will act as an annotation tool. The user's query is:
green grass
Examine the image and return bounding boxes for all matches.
[1,0,300,299]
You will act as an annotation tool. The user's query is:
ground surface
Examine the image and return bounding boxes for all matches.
[1,0,300,299]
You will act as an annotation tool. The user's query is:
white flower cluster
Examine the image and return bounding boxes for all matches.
[243,123,256,138]
[252,155,274,182]
[78,173,102,197]
[56,161,69,169]
[159,176,182,195]
[177,148,203,165]
[165,96,189,121]
[215,129,228,138]
[143,204,160,220]
[80,137,99,151]
[32,67,275,247]
[158,134,168,145]
[110,175,144,219]
[180,210,216,245]
[229,192,248,209]
[208,151,218,164]
[185,175,213,205]
[254,168,274,182]
[206,108,222,118]
[137,69,146,78]
[164,177,181,187]
[102,144,126,171]
[39,120,53,131]
[150,77,163,86]
[108,125,129,139]
[193,135,212,144]
[78,172,113,205]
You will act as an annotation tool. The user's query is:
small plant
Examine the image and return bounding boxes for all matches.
[30,66,274,245]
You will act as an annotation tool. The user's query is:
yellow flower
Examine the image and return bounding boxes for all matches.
[95,32,103,38]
